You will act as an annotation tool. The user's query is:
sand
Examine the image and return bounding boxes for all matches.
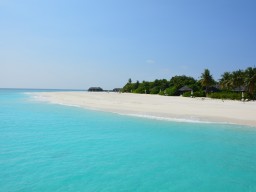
[32,92,256,127]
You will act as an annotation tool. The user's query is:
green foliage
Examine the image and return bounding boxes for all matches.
[208,92,248,100]
[169,75,196,89]
[158,90,165,95]
[159,79,169,90]
[219,72,233,91]
[193,91,206,97]
[200,69,215,94]
[165,87,178,96]
[190,84,200,92]
[183,92,192,97]
[134,80,140,90]
[232,70,245,88]
[122,78,133,92]
[150,87,160,94]
[121,66,255,100]
[244,67,256,99]
[218,67,256,99]
[134,85,146,94]
[122,83,132,92]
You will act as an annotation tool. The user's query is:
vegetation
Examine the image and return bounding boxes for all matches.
[122,67,256,100]
[208,92,249,100]
[200,69,215,95]
[218,67,256,99]
[245,67,256,97]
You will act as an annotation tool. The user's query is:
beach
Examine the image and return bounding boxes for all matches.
[33,92,256,127]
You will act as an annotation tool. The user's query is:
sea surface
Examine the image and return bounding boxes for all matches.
[1,89,256,192]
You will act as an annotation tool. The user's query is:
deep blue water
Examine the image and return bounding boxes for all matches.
[1,89,256,192]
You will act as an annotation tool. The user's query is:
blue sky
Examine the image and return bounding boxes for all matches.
[1,0,256,89]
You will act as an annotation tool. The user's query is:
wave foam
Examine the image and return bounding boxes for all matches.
[117,113,232,125]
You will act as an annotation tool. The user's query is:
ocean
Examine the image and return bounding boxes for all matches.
[1,89,256,192]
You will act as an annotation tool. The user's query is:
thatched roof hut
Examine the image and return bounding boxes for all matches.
[233,86,246,92]
[179,86,193,93]
[88,87,103,92]
[206,85,221,93]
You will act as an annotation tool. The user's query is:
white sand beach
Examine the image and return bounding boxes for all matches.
[33,92,256,127]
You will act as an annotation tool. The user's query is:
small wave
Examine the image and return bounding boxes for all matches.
[30,95,49,102]
[50,102,82,108]
[117,113,233,125]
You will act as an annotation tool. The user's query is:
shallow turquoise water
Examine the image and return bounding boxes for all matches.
[1,90,256,191]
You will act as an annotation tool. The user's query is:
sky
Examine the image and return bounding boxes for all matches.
[1,0,256,89]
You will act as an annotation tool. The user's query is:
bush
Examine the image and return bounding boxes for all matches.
[193,91,206,97]
[134,87,145,94]
[183,92,192,97]
[208,92,248,100]
[182,91,205,97]
[150,87,160,94]
[165,87,178,96]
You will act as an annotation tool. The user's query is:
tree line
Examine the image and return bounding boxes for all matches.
[122,67,256,100]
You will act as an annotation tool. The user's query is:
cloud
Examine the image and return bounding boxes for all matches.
[146,59,155,64]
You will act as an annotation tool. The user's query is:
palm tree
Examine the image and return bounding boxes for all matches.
[200,69,215,96]
[244,67,256,99]
[219,72,232,90]
[231,70,245,89]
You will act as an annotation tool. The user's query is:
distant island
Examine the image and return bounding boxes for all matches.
[121,67,256,100]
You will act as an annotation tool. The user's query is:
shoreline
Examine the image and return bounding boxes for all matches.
[30,92,256,127]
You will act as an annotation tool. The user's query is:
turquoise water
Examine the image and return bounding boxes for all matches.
[1,90,256,192]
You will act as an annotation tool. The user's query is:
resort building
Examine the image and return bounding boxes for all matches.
[179,86,193,95]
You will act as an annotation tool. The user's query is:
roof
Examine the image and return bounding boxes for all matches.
[179,86,193,92]
[206,85,221,92]
[233,86,246,92]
